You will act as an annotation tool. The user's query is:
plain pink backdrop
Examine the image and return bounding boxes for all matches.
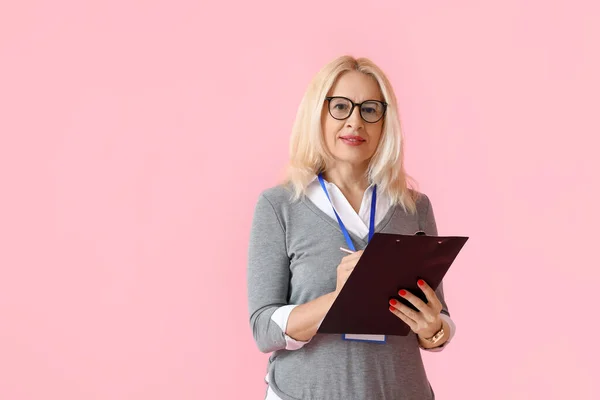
[1,0,599,399]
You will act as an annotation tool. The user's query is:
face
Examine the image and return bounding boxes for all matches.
[321,70,386,168]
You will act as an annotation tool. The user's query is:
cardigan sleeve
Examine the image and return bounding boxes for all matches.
[247,193,295,353]
[419,194,456,351]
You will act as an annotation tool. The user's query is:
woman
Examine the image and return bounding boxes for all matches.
[247,55,456,400]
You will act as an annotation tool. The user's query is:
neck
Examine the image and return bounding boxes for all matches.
[321,162,370,193]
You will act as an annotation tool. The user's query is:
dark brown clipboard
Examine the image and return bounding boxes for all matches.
[317,232,469,336]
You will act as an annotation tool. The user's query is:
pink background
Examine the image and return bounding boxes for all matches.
[1,0,599,399]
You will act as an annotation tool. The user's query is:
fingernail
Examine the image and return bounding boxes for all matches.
[418,280,425,287]
[389,299,397,306]
[389,306,395,312]
[399,290,407,296]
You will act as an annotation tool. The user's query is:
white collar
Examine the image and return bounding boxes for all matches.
[308,174,376,189]
[305,174,391,239]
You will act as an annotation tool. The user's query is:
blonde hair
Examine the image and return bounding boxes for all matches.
[284,55,419,213]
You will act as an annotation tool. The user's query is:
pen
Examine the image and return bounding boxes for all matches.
[339,247,355,254]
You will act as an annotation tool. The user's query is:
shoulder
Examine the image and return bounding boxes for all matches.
[256,183,295,207]
[251,184,301,233]
[251,183,298,219]
[404,188,433,214]
[405,189,438,234]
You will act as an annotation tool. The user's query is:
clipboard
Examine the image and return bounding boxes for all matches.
[317,232,469,336]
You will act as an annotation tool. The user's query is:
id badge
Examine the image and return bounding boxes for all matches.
[342,334,387,343]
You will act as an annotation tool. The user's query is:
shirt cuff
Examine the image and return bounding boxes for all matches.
[270,305,311,350]
[419,313,456,352]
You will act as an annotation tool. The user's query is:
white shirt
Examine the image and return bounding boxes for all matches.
[264,176,456,399]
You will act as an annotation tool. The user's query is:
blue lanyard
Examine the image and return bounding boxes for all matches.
[317,173,377,252]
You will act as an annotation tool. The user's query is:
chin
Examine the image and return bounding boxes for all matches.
[332,153,372,166]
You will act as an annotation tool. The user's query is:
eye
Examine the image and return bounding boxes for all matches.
[362,107,376,114]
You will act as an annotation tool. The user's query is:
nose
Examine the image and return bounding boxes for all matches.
[346,105,364,129]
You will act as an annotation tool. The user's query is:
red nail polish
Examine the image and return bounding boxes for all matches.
[399,290,407,296]
[389,306,395,312]
[418,279,425,286]
[389,299,397,306]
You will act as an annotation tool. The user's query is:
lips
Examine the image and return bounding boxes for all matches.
[339,135,366,143]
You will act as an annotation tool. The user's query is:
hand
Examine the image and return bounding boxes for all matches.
[388,279,443,339]
[334,250,364,295]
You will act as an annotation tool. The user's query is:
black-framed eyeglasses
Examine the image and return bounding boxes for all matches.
[325,96,388,123]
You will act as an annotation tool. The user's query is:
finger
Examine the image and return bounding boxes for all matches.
[342,250,363,262]
[389,304,419,331]
[341,251,364,268]
[416,280,443,312]
[390,299,425,324]
[340,257,359,268]
[397,289,436,321]
[338,263,354,273]
[351,249,364,258]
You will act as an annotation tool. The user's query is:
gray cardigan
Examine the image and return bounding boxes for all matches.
[247,185,450,400]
